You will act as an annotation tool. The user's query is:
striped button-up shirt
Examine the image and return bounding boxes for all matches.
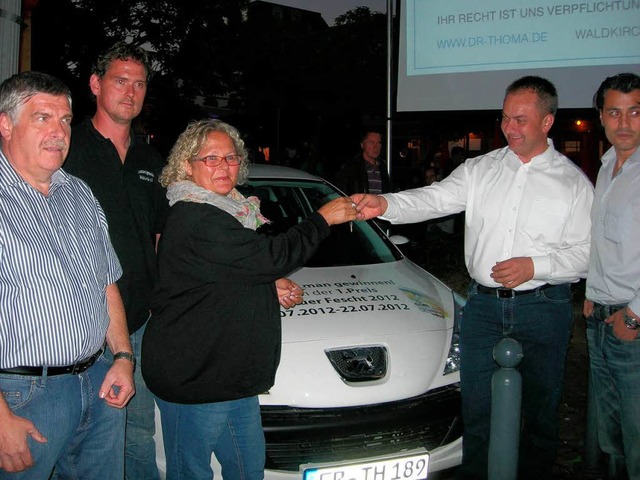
[0,150,122,368]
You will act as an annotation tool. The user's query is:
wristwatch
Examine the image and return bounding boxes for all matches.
[113,351,136,367]
[622,310,640,330]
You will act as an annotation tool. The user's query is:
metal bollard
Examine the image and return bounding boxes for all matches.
[488,337,524,480]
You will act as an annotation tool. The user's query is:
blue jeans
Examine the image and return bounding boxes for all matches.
[0,354,125,480]
[456,283,573,480]
[157,396,265,480]
[106,323,160,480]
[586,315,640,479]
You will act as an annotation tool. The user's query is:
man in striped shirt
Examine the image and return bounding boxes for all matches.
[0,72,134,478]
[335,130,392,195]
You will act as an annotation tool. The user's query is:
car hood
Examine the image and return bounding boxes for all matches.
[260,259,459,408]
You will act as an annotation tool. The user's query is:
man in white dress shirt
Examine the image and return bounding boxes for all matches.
[353,76,594,479]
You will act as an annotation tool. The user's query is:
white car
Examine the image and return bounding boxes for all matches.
[154,164,464,479]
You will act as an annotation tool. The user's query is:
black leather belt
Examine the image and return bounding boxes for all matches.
[0,349,103,377]
[476,283,553,299]
[592,302,626,322]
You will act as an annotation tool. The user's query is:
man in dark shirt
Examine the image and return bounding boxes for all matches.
[64,41,168,480]
[336,130,392,194]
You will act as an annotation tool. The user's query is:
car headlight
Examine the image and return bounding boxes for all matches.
[443,291,466,375]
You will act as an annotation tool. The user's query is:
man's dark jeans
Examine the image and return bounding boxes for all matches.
[586,313,640,480]
[456,283,573,480]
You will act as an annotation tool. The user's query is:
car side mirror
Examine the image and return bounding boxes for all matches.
[389,234,410,246]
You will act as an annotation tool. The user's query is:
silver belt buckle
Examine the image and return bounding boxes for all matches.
[496,288,515,299]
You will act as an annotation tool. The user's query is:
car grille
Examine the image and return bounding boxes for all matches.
[325,345,387,382]
[260,384,462,471]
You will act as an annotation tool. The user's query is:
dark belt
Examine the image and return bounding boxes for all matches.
[592,302,626,322]
[476,282,553,299]
[0,348,103,377]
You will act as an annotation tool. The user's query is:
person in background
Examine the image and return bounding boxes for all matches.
[446,146,467,235]
[0,72,133,478]
[336,129,392,194]
[423,165,438,186]
[63,41,167,479]
[583,72,640,479]
[422,165,454,235]
[142,119,356,480]
[449,145,466,174]
[299,141,327,178]
[352,75,594,479]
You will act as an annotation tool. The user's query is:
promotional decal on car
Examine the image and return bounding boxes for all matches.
[398,287,446,318]
[281,279,446,319]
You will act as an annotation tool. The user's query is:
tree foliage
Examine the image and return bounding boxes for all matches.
[30,0,387,160]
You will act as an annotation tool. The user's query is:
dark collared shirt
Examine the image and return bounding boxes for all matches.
[64,119,168,333]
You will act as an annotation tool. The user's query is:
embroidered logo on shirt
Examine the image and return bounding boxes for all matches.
[138,170,155,183]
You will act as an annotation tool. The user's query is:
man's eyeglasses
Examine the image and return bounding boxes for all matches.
[190,154,243,167]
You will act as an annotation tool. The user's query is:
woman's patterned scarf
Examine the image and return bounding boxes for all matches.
[167,180,269,230]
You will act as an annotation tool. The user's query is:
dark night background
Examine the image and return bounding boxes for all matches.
[24,0,605,188]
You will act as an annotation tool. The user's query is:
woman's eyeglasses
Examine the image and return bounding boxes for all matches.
[190,154,242,167]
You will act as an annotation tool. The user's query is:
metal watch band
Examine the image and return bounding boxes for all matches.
[113,351,136,365]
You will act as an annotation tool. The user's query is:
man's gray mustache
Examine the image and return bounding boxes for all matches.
[42,140,68,149]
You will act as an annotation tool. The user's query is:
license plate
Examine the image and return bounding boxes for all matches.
[302,451,430,480]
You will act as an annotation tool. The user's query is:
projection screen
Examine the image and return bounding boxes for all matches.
[397,0,640,111]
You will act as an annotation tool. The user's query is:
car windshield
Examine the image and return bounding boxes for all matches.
[238,179,402,267]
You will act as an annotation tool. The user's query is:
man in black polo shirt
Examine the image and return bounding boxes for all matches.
[64,41,168,480]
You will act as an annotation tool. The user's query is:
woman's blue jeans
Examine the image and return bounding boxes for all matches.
[157,395,265,480]
[456,283,573,480]
[0,354,125,480]
[586,315,640,480]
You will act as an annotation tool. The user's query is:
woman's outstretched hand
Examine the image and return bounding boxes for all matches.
[318,197,359,226]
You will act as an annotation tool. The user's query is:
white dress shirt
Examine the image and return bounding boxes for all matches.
[381,140,594,289]
[586,146,640,314]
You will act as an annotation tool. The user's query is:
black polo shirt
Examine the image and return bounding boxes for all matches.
[64,118,169,334]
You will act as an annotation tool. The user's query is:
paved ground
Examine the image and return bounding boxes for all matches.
[395,224,604,479]
[554,307,597,479]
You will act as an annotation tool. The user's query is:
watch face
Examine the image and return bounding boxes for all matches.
[623,312,640,330]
